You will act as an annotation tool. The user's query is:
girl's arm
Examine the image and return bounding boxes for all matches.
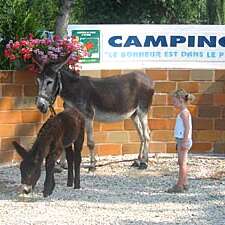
[180,110,190,148]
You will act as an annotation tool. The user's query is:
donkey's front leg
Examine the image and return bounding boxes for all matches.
[44,155,56,197]
[85,118,96,171]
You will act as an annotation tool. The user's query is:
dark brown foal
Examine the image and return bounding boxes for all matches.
[13,108,85,197]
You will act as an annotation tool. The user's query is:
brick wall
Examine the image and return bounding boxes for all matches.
[0,69,224,163]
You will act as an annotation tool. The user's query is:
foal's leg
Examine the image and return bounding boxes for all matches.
[85,118,96,170]
[74,154,81,188]
[74,138,84,189]
[131,113,145,167]
[137,111,150,169]
[73,147,81,189]
[44,154,56,197]
[73,126,84,189]
[65,145,74,187]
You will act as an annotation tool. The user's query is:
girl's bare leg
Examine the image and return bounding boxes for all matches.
[177,147,189,187]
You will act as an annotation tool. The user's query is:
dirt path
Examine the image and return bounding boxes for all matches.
[0,154,225,225]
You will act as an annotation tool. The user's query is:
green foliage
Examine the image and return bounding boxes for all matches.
[28,0,58,31]
[0,0,58,69]
[0,0,36,69]
[159,0,207,24]
[69,0,208,24]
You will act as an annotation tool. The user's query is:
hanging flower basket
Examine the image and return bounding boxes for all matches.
[4,35,89,73]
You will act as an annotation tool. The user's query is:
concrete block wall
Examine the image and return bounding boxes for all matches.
[0,69,224,163]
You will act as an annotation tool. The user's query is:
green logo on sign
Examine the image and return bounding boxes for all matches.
[72,30,100,63]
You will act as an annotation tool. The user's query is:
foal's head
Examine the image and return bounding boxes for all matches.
[12,141,41,194]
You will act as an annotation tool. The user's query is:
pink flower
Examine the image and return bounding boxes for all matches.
[53,35,61,41]
[40,39,47,45]
[31,39,40,45]
[45,39,52,45]
[6,43,11,49]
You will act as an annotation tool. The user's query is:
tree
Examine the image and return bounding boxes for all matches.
[55,0,74,37]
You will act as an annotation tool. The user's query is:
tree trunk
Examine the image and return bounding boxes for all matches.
[218,0,225,24]
[206,0,225,24]
[55,0,74,37]
[207,0,217,24]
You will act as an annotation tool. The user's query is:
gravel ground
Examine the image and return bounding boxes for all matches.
[0,153,225,225]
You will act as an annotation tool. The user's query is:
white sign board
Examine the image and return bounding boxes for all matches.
[68,24,225,70]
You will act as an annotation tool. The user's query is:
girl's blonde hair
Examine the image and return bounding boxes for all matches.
[172,88,195,102]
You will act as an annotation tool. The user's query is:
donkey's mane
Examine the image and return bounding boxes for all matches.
[61,67,80,80]
[37,116,56,139]
[30,108,82,161]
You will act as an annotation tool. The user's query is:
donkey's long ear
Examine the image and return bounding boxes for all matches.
[12,141,28,159]
[32,53,44,71]
[52,53,73,72]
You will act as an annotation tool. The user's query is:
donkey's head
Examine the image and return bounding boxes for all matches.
[34,54,72,113]
[12,141,41,194]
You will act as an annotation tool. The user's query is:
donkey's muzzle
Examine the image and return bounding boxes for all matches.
[36,97,49,113]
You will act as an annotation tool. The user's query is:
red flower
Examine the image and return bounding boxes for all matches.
[23,53,32,60]
[29,33,33,40]
[12,41,20,49]
[9,54,16,61]
[20,48,30,55]
[20,40,28,46]
[4,49,11,57]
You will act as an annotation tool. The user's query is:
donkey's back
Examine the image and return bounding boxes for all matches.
[37,108,84,147]
[53,108,85,147]
[83,71,154,121]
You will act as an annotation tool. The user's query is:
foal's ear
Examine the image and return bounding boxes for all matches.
[12,141,28,159]
[52,53,73,72]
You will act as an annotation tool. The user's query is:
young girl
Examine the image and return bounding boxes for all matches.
[167,89,195,193]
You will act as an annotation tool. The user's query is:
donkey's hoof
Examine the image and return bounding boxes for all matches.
[130,160,140,168]
[74,185,80,189]
[53,167,63,173]
[43,190,52,197]
[138,162,148,170]
[67,182,73,187]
